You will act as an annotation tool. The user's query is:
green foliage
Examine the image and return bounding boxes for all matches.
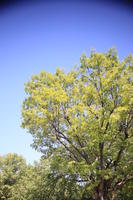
[0,153,27,199]
[21,48,133,199]
[0,154,82,200]
[1,48,132,199]
[10,158,83,200]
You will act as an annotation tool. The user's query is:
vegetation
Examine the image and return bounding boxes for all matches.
[1,48,133,199]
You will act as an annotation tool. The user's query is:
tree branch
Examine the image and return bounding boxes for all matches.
[52,124,89,164]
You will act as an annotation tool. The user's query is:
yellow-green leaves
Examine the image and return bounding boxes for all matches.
[21,48,133,197]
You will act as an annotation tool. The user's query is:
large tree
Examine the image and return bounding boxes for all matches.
[21,48,133,200]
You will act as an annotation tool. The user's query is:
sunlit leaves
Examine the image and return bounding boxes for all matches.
[21,48,133,199]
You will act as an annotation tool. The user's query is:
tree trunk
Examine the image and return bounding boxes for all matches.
[99,181,104,200]
[92,182,111,200]
[111,193,115,200]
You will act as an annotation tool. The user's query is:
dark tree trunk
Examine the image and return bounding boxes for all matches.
[92,181,112,200]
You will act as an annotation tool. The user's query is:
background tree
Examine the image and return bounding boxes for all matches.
[12,157,82,200]
[0,153,82,200]
[0,153,27,199]
[21,48,133,200]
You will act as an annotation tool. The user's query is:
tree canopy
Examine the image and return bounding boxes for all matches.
[0,153,26,199]
[21,48,133,200]
[0,153,83,200]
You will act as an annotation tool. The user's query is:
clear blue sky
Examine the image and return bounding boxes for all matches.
[0,0,133,163]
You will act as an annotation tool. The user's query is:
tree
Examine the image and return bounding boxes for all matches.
[12,157,82,200]
[21,48,133,200]
[0,153,27,199]
[0,154,81,200]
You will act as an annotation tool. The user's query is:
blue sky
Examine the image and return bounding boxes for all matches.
[0,0,133,163]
